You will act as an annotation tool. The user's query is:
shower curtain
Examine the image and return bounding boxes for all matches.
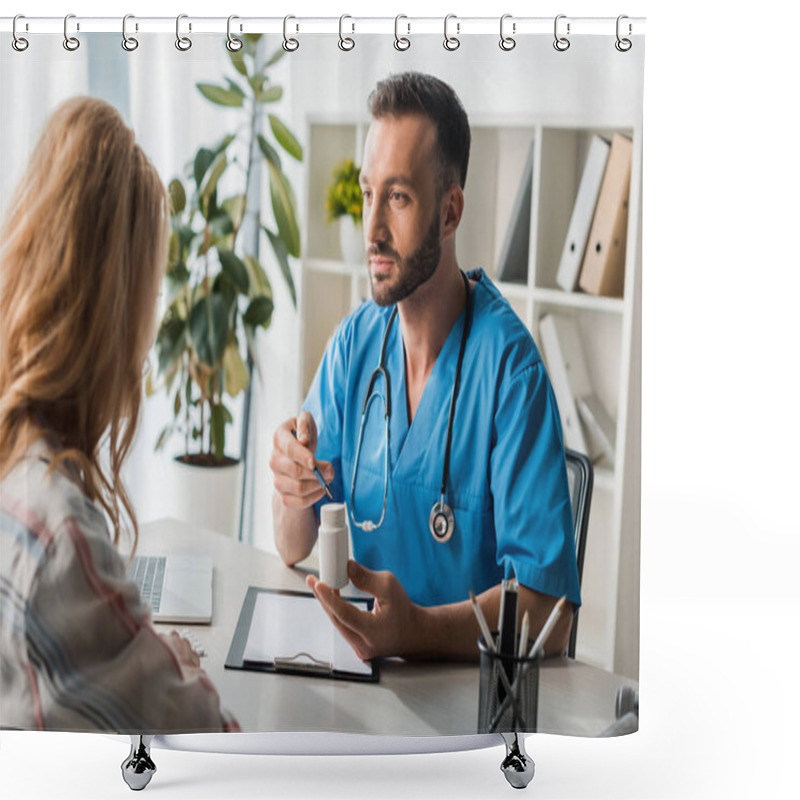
[0,15,643,746]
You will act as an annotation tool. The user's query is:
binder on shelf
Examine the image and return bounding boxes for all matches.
[556,135,610,292]
[578,133,633,298]
[225,586,379,683]
[495,140,534,285]
[538,313,592,454]
[577,394,617,466]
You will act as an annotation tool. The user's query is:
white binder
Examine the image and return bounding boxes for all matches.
[538,313,592,454]
[556,135,610,292]
[577,393,617,465]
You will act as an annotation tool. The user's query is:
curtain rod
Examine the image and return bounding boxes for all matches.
[1,16,646,37]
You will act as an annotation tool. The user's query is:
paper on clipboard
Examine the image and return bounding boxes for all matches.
[242,591,372,677]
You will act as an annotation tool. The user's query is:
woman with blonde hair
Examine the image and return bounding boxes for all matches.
[0,97,238,733]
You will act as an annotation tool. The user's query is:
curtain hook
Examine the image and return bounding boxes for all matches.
[283,15,299,52]
[553,14,570,52]
[122,14,138,51]
[394,15,410,51]
[226,15,243,52]
[615,15,632,52]
[444,14,460,51]
[175,14,192,51]
[63,14,80,51]
[500,14,516,51]
[338,14,355,51]
[12,14,29,52]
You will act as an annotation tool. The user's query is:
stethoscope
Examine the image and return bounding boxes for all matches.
[350,270,474,543]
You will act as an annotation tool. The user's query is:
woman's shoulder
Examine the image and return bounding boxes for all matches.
[0,439,108,553]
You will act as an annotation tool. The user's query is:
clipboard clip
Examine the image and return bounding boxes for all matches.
[274,651,333,675]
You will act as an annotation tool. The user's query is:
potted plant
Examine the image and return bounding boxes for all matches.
[146,34,302,537]
[326,159,363,264]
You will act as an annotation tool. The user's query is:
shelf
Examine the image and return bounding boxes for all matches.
[532,287,624,314]
[493,280,529,301]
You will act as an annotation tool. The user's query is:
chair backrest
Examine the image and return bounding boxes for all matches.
[564,448,593,658]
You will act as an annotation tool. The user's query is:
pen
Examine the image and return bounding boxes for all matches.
[291,428,333,500]
[525,596,567,660]
[469,589,496,652]
[517,610,530,659]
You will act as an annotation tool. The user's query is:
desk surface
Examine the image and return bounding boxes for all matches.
[134,519,637,737]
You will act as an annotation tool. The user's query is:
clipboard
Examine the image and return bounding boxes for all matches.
[225,586,379,683]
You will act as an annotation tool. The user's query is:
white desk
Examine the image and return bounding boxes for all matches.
[136,519,637,738]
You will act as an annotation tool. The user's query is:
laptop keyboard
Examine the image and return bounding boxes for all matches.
[128,555,166,613]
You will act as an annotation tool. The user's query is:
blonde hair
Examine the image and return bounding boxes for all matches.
[0,96,169,549]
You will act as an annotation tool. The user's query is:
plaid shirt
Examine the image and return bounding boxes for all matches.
[0,440,238,733]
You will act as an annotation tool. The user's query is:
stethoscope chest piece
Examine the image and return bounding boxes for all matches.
[429,499,455,543]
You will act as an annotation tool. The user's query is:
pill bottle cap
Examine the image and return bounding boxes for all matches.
[320,502,346,529]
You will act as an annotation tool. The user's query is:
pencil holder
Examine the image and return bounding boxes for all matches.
[477,633,540,734]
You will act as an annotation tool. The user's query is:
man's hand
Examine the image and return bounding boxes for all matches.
[270,411,334,510]
[306,560,425,661]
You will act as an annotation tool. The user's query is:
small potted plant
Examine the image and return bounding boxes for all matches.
[146,34,302,537]
[326,159,363,264]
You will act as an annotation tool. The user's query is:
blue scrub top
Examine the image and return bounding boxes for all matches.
[302,269,581,609]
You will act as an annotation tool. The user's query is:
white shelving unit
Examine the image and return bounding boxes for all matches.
[294,114,641,676]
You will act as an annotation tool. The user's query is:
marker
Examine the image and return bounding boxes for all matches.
[291,428,333,500]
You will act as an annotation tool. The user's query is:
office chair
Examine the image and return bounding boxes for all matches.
[564,448,593,659]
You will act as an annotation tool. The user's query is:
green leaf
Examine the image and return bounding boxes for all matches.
[257,85,283,104]
[268,114,303,161]
[223,341,250,397]
[264,46,285,67]
[248,74,267,95]
[217,249,250,294]
[168,179,186,215]
[200,152,228,202]
[267,161,301,258]
[213,272,238,313]
[210,404,227,461]
[189,295,229,366]
[257,134,281,170]
[224,77,246,100]
[243,295,274,328]
[228,45,247,76]
[242,33,263,57]
[197,82,245,107]
[263,226,297,308]
[243,254,272,299]
[221,194,247,230]
[155,315,187,376]
[193,148,216,190]
[208,211,234,239]
[167,229,181,267]
[155,425,173,452]
[213,133,236,156]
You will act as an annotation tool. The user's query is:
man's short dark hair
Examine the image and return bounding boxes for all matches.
[367,71,471,197]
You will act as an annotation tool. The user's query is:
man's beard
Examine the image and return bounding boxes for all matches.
[368,212,441,307]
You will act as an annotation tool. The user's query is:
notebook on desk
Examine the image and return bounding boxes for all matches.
[127,555,213,624]
[225,586,379,682]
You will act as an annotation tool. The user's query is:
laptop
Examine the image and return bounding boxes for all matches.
[127,555,213,624]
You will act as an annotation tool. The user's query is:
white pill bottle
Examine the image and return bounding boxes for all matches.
[318,503,350,590]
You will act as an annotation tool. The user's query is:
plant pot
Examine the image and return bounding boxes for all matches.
[168,455,244,539]
[339,215,363,265]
